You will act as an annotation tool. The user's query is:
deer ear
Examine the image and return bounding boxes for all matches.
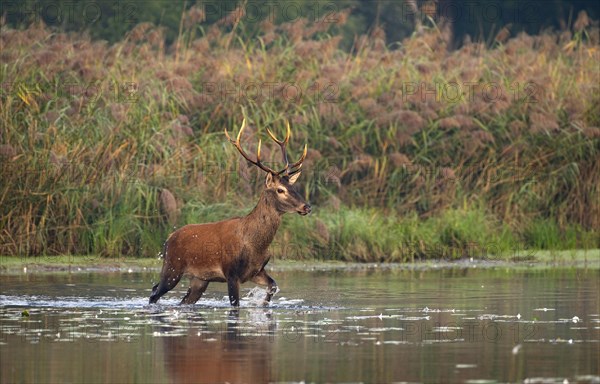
[287,171,301,185]
[265,172,276,188]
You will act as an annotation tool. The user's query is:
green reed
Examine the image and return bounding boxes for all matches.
[0,14,598,259]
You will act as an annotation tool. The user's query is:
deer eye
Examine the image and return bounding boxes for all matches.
[277,188,285,194]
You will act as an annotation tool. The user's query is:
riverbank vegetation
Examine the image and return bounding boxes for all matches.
[1,9,598,261]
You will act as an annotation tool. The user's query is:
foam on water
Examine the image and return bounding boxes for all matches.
[0,294,152,309]
[0,290,334,311]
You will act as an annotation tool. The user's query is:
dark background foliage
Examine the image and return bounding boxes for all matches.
[4,0,599,47]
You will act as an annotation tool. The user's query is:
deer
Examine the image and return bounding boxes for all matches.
[149,118,311,307]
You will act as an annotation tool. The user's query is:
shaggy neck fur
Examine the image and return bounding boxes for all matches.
[241,190,282,253]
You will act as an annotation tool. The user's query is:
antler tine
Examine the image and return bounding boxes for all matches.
[266,120,292,174]
[287,143,308,176]
[225,118,278,175]
[266,120,307,177]
[265,120,290,145]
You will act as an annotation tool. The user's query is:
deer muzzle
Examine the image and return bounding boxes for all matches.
[298,203,312,216]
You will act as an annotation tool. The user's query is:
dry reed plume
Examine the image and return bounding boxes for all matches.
[1,8,598,258]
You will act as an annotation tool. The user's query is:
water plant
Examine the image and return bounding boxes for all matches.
[1,10,598,259]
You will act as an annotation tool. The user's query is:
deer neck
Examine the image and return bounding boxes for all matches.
[241,190,282,253]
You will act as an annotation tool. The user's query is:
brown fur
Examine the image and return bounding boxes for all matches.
[149,173,310,306]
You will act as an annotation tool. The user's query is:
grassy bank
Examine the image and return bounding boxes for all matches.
[1,249,598,274]
[0,13,598,260]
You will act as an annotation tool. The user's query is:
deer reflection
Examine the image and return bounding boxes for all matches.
[156,309,276,384]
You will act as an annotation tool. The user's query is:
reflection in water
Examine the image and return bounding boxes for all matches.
[157,309,276,384]
[0,267,598,383]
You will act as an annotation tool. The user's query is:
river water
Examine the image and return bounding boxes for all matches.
[1,264,598,383]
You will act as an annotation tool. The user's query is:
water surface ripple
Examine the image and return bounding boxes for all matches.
[1,267,598,383]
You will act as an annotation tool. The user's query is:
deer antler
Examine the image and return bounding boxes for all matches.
[225,119,307,176]
[225,118,277,174]
[266,120,307,176]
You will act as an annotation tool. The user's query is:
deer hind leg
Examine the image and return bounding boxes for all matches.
[227,278,241,307]
[251,269,278,306]
[149,265,182,304]
[180,277,209,305]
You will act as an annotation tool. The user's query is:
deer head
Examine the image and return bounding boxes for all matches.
[225,119,311,216]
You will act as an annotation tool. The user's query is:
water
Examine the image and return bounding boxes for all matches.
[1,265,598,383]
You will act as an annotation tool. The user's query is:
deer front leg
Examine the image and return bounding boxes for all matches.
[227,277,241,307]
[251,269,278,306]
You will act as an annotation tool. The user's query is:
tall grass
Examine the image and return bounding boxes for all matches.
[0,11,598,260]
[273,205,518,262]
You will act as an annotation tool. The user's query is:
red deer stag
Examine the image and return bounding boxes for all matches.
[149,119,310,306]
